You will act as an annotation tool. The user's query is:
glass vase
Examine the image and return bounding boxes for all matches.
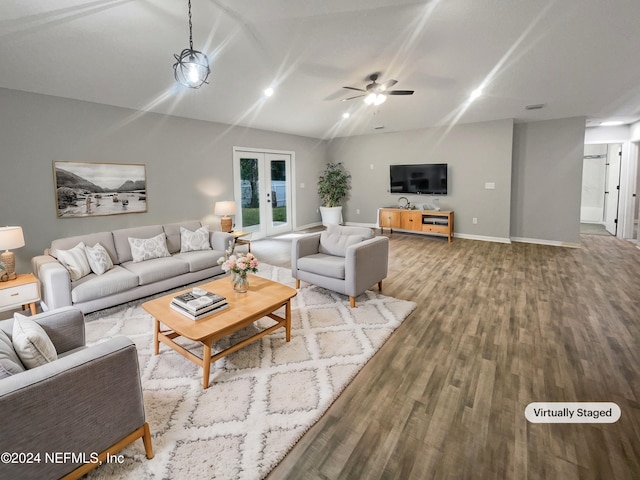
[231,271,249,293]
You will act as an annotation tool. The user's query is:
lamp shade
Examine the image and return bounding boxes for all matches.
[214,201,237,216]
[0,226,25,250]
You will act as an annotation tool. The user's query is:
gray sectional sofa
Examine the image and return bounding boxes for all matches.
[31,221,234,314]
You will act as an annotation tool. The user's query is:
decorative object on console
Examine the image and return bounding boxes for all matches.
[218,252,259,293]
[215,200,237,232]
[173,0,210,88]
[318,162,352,226]
[0,226,24,281]
[53,161,147,218]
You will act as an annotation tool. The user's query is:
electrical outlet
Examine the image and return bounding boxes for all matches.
[473,217,478,224]
[356,209,360,214]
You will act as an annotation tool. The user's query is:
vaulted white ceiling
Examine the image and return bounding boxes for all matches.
[1,0,639,139]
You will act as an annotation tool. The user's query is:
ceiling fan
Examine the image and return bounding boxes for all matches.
[342,73,414,105]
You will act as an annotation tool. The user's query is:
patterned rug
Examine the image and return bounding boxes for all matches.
[84,264,416,479]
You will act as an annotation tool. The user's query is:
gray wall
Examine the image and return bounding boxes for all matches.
[0,88,326,272]
[511,117,586,245]
[327,119,515,241]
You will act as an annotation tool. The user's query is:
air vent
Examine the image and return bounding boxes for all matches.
[374,125,385,130]
[525,104,545,110]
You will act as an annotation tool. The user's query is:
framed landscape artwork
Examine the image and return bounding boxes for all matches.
[53,161,147,218]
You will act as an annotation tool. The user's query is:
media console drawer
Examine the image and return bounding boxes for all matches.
[423,224,449,235]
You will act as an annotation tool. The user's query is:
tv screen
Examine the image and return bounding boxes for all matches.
[390,163,448,195]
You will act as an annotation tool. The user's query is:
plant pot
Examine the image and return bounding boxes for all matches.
[319,206,343,226]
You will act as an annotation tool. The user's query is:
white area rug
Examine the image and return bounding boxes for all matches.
[85,264,416,479]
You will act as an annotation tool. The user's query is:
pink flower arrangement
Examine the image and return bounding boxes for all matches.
[217,252,259,276]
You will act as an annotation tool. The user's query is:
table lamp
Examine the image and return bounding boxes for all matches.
[214,201,236,232]
[0,226,25,281]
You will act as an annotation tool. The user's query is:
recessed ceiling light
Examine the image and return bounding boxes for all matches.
[469,87,483,101]
[600,120,624,126]
[263,87,274,97]
[342,112,350,119]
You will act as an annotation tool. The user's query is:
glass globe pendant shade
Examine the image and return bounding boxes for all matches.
[174,48,210,89]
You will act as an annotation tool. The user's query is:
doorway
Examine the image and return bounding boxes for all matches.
[580,143,622,235]
[233,148,294,240]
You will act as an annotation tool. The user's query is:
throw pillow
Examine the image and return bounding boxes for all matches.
[180,226,212,253]
[12,313,58,369]
[85,242,114,275]
[128,233,171,263]
[56,242,92,281]
[0,328,25,379]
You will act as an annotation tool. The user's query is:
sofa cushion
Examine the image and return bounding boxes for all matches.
[50,231,118,265]
[0,328,25,378]
[327,224,375,239]
[12,313,58,369]
[318,224,372,257]
[163,221,203,253]
[180,226,212,253]
[297,253,346,280]
[70,265,140,304]
[128,233,171,263]
[122,257,190,285]
[85,242,114,275]
[112,225,165,263]
[56,242,92,281]
[173,249,223,272]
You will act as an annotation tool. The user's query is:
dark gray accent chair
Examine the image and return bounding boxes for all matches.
[0,307,153,480]
[291,225,389,307]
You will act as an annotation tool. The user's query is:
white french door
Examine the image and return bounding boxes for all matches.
[233,148,294,239]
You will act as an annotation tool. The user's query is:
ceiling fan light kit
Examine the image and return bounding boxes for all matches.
[173,0,210,89]
[342,73,413,106]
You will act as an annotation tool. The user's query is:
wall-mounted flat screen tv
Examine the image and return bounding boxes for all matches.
[390,163,448,195]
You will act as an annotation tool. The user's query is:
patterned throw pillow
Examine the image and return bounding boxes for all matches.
[56,242,91,281]
[0,328,25,378]
[128,233,171,263]
[85,242,114,275]
[180,226,212,253]
[12,313,58,369]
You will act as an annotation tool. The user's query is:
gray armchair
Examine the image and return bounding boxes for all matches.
[0,307,153,480]
[291,225,389,307]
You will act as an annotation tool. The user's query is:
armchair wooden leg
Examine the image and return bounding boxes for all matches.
[295,279,300,289]
[378,280,383,291]
[142,422,154,459]
[349,296,356,308]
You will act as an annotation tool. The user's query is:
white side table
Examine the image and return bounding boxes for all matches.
[0,273,40,315]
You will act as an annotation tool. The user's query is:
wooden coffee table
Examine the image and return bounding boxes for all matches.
[142,274,297,388]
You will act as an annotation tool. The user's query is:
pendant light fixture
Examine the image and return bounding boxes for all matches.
[173,0,210,89]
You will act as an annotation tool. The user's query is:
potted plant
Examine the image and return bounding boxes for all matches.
[317,162,351,226]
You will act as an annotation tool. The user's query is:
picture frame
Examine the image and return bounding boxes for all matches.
[53,161,147,218]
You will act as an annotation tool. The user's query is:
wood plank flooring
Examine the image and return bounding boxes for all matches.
[250,232,640,480]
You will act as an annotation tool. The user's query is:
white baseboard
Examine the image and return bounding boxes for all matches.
[295,222,323,231]
[454,233,512,244]
[511,236,581,248]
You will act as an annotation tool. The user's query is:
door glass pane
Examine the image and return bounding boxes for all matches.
[270,159,287,226]
[240,157,260,230]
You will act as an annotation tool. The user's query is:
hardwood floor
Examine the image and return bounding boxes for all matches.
[251,231,640,480]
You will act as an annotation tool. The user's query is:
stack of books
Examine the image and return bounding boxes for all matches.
[170,289,228,320]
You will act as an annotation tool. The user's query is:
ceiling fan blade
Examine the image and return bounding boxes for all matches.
[341,94,365,101]
[343,86,366,92]
[387,90,414,95]
[379,79,398,91]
